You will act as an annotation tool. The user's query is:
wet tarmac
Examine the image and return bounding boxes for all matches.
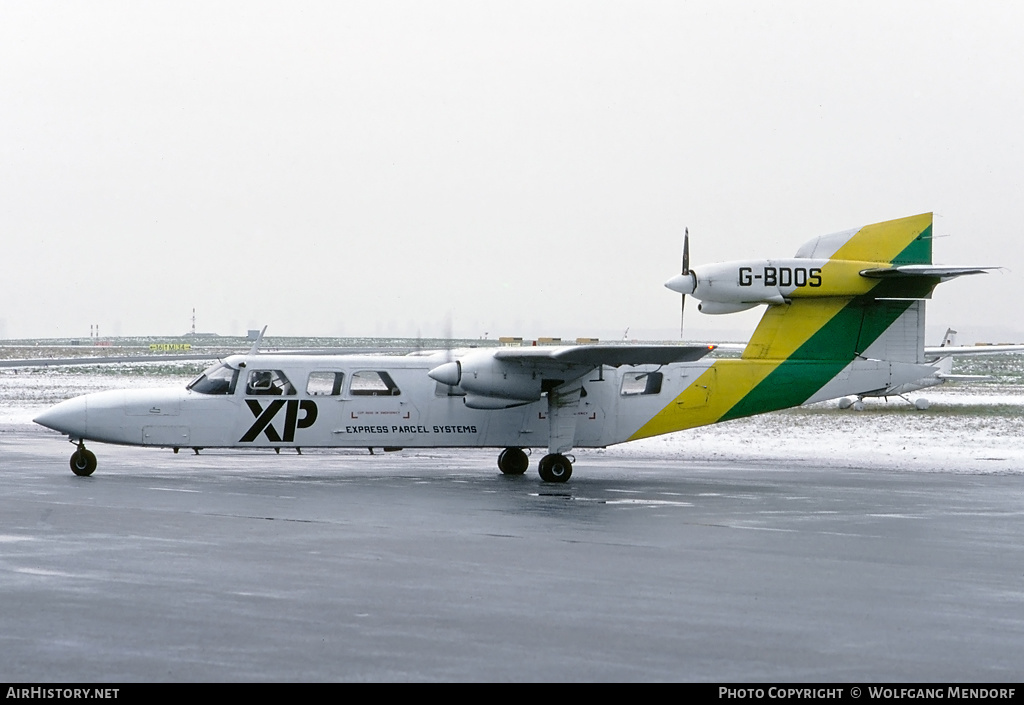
[2,425,1023,682]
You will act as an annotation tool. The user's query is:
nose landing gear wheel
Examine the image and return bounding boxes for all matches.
[70,447,97,477]
[538,453,572,483]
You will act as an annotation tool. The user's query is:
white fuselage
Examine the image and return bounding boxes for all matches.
[34,350,717,451]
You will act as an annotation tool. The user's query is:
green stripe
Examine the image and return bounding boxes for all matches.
[893,223,932,265]
[720,297,915,422]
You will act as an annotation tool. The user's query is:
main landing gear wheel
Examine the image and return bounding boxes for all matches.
[70,446,97,477]
[497,447,529,475]
[538,453,572,483]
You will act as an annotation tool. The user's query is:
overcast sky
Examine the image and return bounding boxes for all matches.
[2,1,1022,342]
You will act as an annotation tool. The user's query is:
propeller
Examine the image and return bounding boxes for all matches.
[666,228,697,340]
[428,312,463,390]
[665,228,697,338]
[665,229,698,298]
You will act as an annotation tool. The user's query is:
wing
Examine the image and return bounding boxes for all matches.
[493,344,714,367]
[428,344,715,410]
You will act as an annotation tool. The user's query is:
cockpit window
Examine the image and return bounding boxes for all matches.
[246,369,296,395]
[187,363,239,395]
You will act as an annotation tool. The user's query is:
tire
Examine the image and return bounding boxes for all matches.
[538,454,572,483]
[70,448,97,477]
[497,448,529,475]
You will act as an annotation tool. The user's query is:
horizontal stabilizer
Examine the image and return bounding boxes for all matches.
[860,265,998,280]
[925,343,1024,357]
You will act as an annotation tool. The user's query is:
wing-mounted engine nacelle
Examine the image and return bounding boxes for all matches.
[428,350,544,404]
[463,394,531,410]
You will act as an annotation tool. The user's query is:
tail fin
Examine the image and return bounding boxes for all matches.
[731,214,937,420]
[631,213,985,439]
[793,212,932,265]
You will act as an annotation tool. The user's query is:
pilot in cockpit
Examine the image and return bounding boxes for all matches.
[249,371,281,395]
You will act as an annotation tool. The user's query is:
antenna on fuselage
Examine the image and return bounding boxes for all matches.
[248,326,268,355]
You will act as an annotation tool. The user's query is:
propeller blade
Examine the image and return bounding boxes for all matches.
[680,228,689,340]
[680,293,686,340]
[443,312,454,364]
[682,227,690,275]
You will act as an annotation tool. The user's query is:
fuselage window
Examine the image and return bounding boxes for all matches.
[187,363,239,395]
[307,371,345,396]
[620,371,663,396]
[350,370,401,396]
[247,369,296,395]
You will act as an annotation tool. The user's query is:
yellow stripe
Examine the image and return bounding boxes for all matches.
[629,359,774,439]
[742,297,850,360]
[630,300,844,439]
[831,212,931,263]
[632,300,847,439]
[790,260,878,299]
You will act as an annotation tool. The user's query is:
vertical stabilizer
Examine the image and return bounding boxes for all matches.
[632,213,940,440]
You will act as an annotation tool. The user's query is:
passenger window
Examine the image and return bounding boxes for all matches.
[350,371,401,396]
[620,371,663,396]
[247,369,296,395]
[307,371,344,396]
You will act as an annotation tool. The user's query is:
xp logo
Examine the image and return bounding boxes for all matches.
[240,399,318,443]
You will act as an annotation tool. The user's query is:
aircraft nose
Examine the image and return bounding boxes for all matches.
[665,272,696,295]
[34,396,88,437]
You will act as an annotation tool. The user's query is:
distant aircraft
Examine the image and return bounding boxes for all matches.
[36,213,993,481]
[835,328,1024,410]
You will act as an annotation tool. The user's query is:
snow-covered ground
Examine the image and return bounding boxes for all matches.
[610,389,1024,475]
[5,368,1023,475]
